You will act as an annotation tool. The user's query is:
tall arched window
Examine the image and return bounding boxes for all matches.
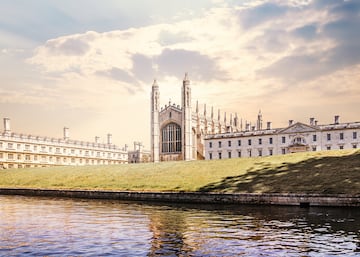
[162,123,182,153]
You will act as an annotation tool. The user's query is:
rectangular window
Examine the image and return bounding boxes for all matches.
[312,146,316,151]
[218,152,222,159]
[282,148,286,155]
[238,140,241,146]
[353,144,357,149]
[17,154,21,160]
[209,142,212,148]
[209,153,212,160]
[228,152,231,159]
[353,132,357,139]
[41,146,46,152]
[269,138,273,144]
[218,141,222,148]
[313,135,317,142]
[7,143,13,149]
[327,134,331,141]
[269,149,273,156]
[71,149,75,154]
[17,144,21,149]
[8,153,14,160]
[238,151,241,157]
[327,146,331,150]
[56,148,61,154]
[248,149,252,157]
[25,155,30,160]
[258,138,262,145]
[33,145,37,151]
[25,144,30,151]
[258,149,262,156]
[228,141,231,147]
[282,137,286,143]
[49,147,52,152]
[339,145,344,149]
[248,139,252,146]
[340,133,344,140]
[34,155,38,161]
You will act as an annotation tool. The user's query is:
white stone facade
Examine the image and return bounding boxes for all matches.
[0,118,128,169]
[128,141,151,163]
[205,118,360,160]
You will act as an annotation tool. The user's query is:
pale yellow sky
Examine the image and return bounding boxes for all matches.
[1,0,359,149]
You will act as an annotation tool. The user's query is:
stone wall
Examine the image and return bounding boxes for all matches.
[0,188,359,207]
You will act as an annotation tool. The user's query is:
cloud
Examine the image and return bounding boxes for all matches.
[238,2,289,29]
[131,53,155,83]
[256,0,360,83]
[156,48,225,81]
[158,30,193,46]
[44,37,90,56]
[292,24,318,40]
[96,67,141,94]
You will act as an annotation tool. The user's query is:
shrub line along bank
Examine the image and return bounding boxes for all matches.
[0,188,359,207]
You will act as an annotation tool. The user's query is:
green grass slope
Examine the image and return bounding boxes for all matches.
[0,149,359,194]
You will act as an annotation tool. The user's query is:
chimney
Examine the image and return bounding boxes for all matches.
[267,122,272,130]
[245,123,250,131]
[334,115,340,124]
[310,117,315,126]
[124,144,128,151]
[107,133,112,145]
[289,120,293,126]
[3,118,10,133]
[251,126,255,131]
[95,136,100,143]
[63,127,69,140]
[314,120,318,126]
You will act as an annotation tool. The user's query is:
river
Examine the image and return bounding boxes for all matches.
[0,195,359,256]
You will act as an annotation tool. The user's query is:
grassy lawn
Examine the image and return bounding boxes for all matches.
[0,149,359,195]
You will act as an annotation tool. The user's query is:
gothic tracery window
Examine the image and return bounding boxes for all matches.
[161,123,182,153]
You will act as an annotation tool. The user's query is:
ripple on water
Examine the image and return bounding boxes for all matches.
[0,196,359,256]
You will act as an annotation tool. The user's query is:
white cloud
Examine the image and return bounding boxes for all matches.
[1,0,359,146]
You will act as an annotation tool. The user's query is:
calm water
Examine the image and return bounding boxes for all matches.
[0,195,359,256]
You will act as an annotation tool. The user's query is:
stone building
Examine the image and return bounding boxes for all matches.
[0,118,128,169]
[151,74,359,162]
[205,115,360,160]
[128,141,151,163]
[150,73,239,162]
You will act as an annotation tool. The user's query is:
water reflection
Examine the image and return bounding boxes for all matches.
[0,195,359,256]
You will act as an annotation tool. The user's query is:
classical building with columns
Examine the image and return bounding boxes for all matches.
[205,115,360,160]
[151,74,359,162]
[0,118,128,169]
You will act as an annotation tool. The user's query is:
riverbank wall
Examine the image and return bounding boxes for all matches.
[0,188,359,207]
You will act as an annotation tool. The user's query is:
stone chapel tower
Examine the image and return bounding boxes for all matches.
[150,79,160,162]
[182,73,192,161]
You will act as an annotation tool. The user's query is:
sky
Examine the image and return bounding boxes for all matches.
[1,0,359,149]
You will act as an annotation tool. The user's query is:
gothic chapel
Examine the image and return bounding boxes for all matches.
[150,73,240,162]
